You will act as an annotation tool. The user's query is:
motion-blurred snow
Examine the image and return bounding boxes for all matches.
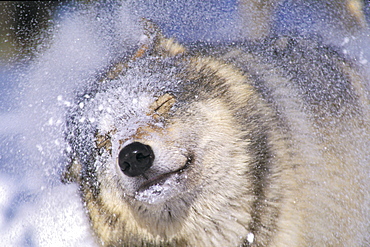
[0,2,142,246]
[0,1,369,246]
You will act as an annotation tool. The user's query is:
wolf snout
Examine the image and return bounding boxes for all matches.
[118,142,155,177]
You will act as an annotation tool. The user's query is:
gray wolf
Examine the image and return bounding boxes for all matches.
[63,18,370,246]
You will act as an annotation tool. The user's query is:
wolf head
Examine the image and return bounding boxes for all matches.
[64,21,281,246]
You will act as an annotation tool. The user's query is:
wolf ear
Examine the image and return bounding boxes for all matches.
[138,18,186,58]
[104,19,186,80]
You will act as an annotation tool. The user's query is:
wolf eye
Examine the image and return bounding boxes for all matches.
[118,142,155,177]
[149,93,176,115]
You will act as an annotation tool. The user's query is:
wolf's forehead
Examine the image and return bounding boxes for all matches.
[87,87,154,134]
[78,64,183,136]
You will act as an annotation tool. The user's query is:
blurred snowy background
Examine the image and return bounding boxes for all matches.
[0,1,369,246]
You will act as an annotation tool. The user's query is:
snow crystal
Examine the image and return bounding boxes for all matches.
[341,37,350,46]
[48,117,54,125]
[360,59,368,65]
[247,232,254,244]
[134,174,182,204]
[36,145,43,152]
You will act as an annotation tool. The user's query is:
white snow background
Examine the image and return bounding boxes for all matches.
[0,1,369,246]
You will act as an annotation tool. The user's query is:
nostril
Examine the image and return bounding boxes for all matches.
[118,142,155,177]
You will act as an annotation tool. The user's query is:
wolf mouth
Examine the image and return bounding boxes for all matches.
[137,155,193,193]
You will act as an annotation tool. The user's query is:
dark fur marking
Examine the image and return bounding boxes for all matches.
[244,128,277,246]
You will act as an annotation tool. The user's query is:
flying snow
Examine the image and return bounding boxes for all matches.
[0,0,369,246]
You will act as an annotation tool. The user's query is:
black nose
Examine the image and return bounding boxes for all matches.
[118,142,155,177]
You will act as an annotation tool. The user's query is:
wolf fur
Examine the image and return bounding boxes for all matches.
[64,19,370,246]
[238,0,368,39]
